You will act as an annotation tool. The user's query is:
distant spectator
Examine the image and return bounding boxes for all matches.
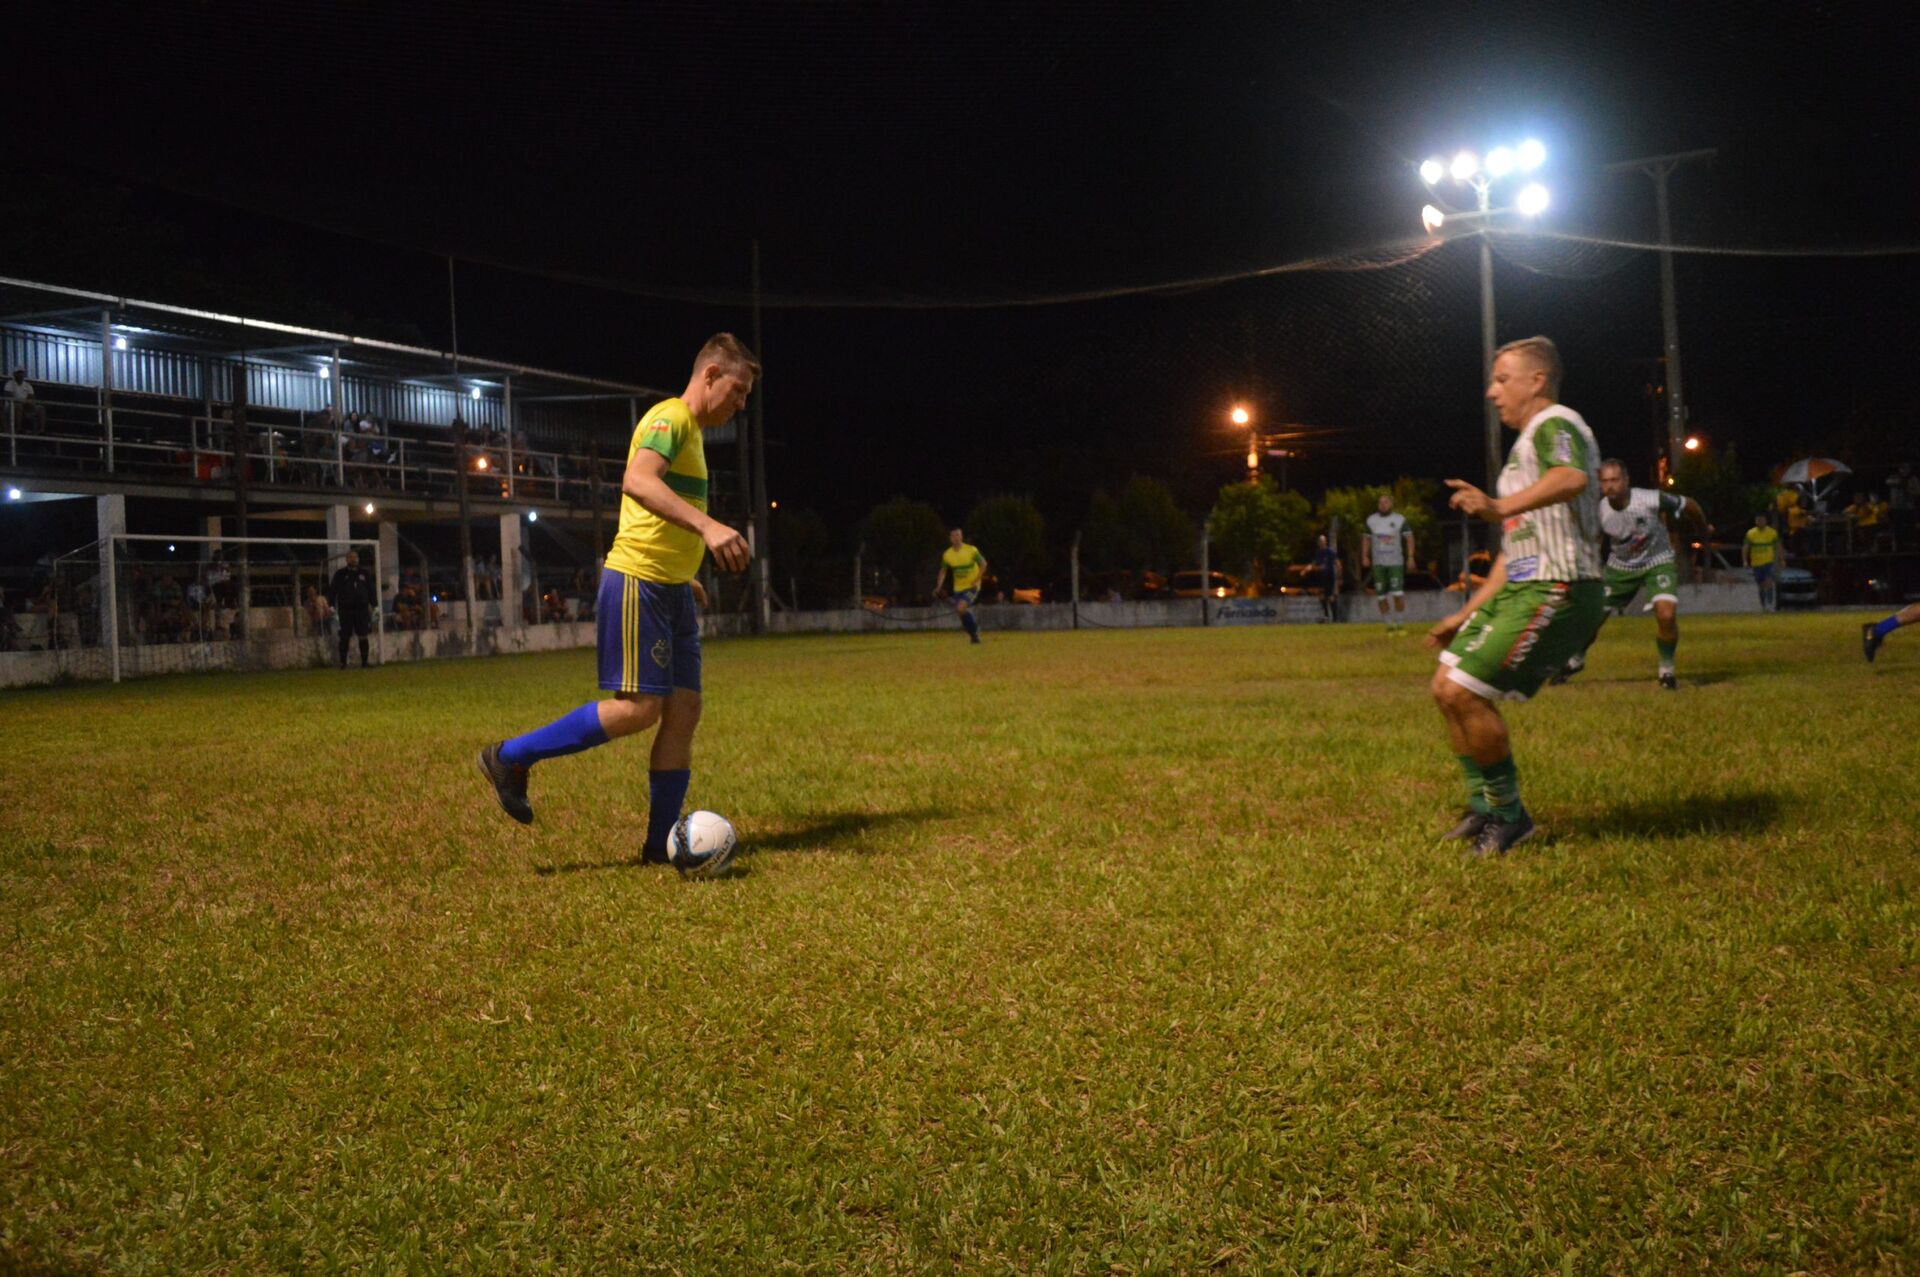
[1309,533,1342,622]
[327,550,376,668]
[1744,513,1781,612]
[303,584,334,635]
[3,367,42,434]
[1890,464,1918,547]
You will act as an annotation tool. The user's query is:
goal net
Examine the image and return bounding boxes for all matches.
[39,533,384,683]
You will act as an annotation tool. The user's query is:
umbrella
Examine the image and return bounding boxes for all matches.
[1778,457,1850,486]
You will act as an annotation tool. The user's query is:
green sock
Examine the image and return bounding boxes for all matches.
[1457,755,1490,814]
[1656,638,1677,674]
[1481,756,1523,819]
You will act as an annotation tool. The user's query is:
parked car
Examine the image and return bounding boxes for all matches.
[1053,569,1169,602]
[1168,570,1240,599]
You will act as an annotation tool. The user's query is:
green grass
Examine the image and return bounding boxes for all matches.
[3,615,1917,1273]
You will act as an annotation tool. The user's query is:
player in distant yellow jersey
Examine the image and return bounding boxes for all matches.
[933,527,988,644]
[479,334,757,863]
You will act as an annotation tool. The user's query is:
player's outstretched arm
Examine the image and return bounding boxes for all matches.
[1426,553,1507,650]
[622,450,750,572]
[932,567,948,597]
[1446,467,1586,523]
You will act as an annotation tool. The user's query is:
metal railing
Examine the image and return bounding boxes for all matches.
[3,397,624,505]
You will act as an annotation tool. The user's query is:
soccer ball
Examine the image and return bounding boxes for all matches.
[667,810,739,879]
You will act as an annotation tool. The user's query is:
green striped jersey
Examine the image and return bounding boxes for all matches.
[1498,405,1602,583]
[1600,487,1685,571]
[1365,511,1408,566]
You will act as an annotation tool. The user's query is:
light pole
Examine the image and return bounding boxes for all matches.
[1418,140,1551,491]
[1605,148,1715,478]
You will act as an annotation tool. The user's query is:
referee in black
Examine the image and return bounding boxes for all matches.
[328,550,376,669]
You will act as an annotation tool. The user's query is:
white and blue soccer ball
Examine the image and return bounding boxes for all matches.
[668,810,739,879]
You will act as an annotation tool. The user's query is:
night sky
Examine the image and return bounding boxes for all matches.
[13,1,1920,540]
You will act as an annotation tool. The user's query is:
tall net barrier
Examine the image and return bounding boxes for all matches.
[41,534,381,682]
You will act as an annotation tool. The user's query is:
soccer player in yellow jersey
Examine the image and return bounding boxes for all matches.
[933,527,988,644]
[479,334,756,862]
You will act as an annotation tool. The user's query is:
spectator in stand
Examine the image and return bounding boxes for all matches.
[1889,463,1919,548]
[327,550,376,668]
[0,590,19,651]
[3,367,42,434]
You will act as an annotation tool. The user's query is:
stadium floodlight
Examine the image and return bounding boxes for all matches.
[113,335,128,351]
[318,365,331,381]
[1516,183,1550,216]
[1517,139,1546,170]
[470,386,482,400]
[1485,146,1515,177]
[167,543,176,552]
[528,511,539,523]
[1230,405,1250,426]
[1450,150,1479,182]
[1419,157,1445,185]
[5,487,20,500]
[1421,204,1446,233]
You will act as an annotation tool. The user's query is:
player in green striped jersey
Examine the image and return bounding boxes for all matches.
[1551,459,1706,690]
[1425,336,1606,856]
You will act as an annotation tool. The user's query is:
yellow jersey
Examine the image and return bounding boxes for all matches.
[943,543,985,592]
[604,398,708,584]
[1745,525,1779,567]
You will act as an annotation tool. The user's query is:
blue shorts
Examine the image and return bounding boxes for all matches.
[1752,563,1775,584]
[952,588,980,607]
[596,569,701,695]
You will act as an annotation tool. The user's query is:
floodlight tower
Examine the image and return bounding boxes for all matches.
[1418,140,1551,491]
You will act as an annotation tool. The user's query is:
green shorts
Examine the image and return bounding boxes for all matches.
[1440,580,1606,702]
[1370,564,1405,595]
[1602,562,1680,613]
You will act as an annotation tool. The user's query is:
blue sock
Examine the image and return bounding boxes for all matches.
[499,702,609,768]
[961,611,979,638]
[1875,614,1906,639]
[644,769,691,854]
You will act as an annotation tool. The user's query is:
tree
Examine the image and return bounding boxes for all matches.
[1081,489,1130,572]
[964,494,1048,586]
[771,505,840,610]
[1671,442,1769,528]
[1117,476,1195,574]
[860,497,946,600]
[1208,477,1314,586]
[1318,477,1440,581]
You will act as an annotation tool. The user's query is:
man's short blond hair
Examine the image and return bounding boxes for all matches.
[1495,335,1562,398]
[694,332,761,379]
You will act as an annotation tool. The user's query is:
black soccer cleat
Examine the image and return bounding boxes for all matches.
[477,742,534,825]
[1863,622,1884,663]
[1547,655,1585,686]
[1471,806,1537,856]
[1442,810,1491,842]
[1658,672,1678,691]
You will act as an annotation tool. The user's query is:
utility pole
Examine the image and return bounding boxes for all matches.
[1606,148,1716,475]
[751,240,770,632]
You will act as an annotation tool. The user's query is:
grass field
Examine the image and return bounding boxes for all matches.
[3,615,1917,1272]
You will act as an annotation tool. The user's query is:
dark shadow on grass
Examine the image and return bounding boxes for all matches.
[533,807,946,875]
[1582,787,1788,840]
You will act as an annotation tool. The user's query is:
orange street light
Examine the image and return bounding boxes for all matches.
[1230,405,1250,426]
[1683,435,1702,452]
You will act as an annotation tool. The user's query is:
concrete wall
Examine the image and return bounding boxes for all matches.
[0,582,1771,690]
